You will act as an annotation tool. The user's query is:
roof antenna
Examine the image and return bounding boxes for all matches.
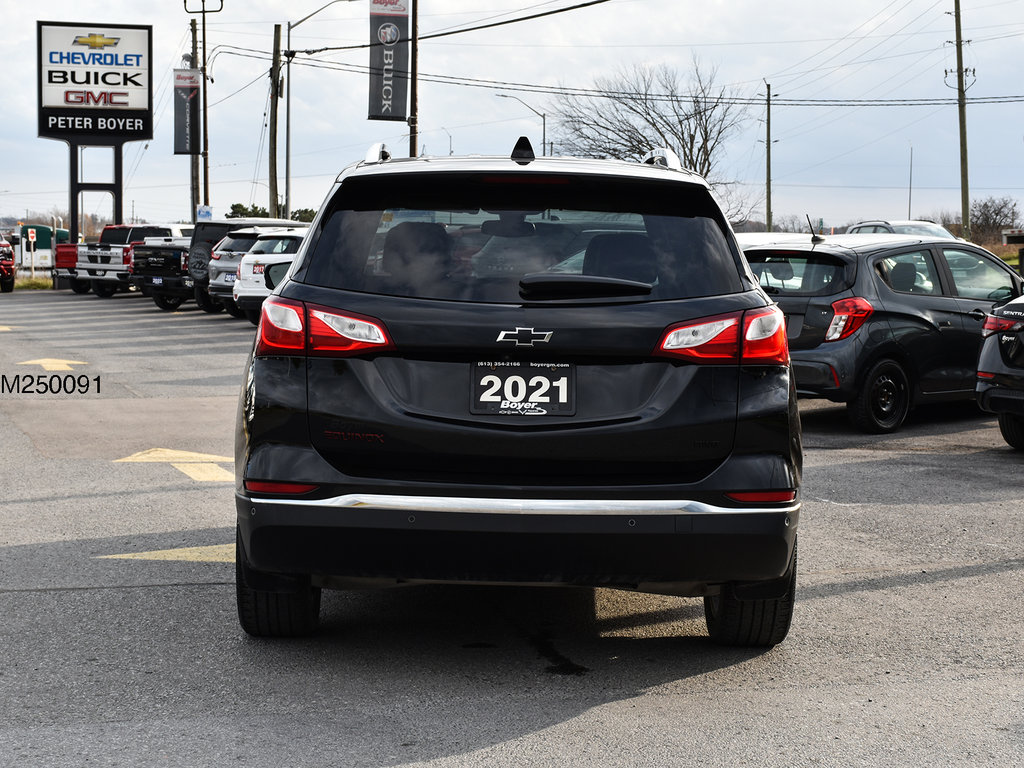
[806,215,825,244]
[511,136,536,165]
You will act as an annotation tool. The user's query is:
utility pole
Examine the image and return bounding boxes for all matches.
[408,0,418,158]
[952,0,971,240]
[765,81,773,233]
[190,19,200,222]
[269,24,281,218]
[184,1,224,210]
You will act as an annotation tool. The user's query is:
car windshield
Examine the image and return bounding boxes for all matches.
[251,236,302,255]
[218,234,260,253]
[891,222,955,238]
[300,172,744,302]
[745,249,853,296]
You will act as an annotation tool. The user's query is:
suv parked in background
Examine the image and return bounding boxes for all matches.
[208,225,309,318]
[73,223,193,297]
[235,139,803,646]
[740,233,1022,432]
[846,220,958,239]
[231,227,309,324]
[187,217,297,313]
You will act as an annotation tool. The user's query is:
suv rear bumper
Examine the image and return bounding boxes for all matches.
[236,492,799,595]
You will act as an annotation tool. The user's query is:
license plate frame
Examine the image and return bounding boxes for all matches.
[471,361,576,417]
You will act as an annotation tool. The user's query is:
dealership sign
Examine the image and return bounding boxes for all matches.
[368,0,409,121]
[37,21,153,143]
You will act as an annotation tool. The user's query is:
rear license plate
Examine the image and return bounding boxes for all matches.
[152,276,163,285]
[226,274,236,283]
[471,362,576,416]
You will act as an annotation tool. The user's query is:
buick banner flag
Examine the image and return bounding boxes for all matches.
[368,0,409,121]
[173,69,200,155]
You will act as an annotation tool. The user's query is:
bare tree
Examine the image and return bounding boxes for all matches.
[970,196,1020,243]
[550,59,754,218]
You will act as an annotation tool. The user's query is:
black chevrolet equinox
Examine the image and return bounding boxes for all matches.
[235,139,803,646]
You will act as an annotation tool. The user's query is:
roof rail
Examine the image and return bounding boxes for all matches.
[363,142,392,165]
[640,147,683,171]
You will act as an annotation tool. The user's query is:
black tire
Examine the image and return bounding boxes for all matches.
[0,277,13,293]
[848,359,910,433]
[704,539,797,647]
[153,294,184,311]
[997,412,1024,450]
[245,308,261,326]
[91,281,117,298]
[236,529,321,637]
[70,278,91,294]
[221,298,247,319]
[194,285,224,314]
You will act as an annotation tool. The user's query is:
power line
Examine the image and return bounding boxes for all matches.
[212,47,1024,109]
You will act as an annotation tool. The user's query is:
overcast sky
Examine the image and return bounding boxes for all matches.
[4,0,1024,231]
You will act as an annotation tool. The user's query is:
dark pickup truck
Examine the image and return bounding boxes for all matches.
[130,237,194,310]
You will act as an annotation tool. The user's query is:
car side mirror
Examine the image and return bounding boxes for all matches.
[264,262,290,290]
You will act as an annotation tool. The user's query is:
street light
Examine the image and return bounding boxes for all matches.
[496,94,546,156]
[286,0,357,217]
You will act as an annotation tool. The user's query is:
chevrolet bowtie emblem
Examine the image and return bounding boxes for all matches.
[496,327,553,346]
[74,34,120,49]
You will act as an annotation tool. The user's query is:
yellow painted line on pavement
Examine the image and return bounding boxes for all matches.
[115,448,234,482]
[171,462,234,482]
[0,325,20,332]
[17,358,88,372]
[98,544,234,562]
[116,448,233,463]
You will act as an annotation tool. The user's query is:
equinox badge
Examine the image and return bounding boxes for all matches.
[496,327,552,346]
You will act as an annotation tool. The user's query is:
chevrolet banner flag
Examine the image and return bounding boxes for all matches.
[368,0,409,121]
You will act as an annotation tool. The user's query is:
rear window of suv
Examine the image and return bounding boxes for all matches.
[745,249,853,296]
[299,172,744,302]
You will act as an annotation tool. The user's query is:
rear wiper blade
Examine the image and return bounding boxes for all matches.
[519,273,653,299]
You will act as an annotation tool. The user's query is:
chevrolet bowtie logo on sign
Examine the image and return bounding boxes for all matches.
[73,33,120,49]
[496,327,553,346]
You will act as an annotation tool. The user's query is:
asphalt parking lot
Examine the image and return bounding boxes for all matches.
[0,289,1021,767]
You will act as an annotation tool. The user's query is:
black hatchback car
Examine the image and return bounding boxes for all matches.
[235,139,802,646]
[976,295,1024,448]
[740,233,1023,432]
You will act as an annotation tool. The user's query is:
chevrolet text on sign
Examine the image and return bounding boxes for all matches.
[38,21,153,143]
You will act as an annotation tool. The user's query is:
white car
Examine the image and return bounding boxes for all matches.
[232,228,307,324]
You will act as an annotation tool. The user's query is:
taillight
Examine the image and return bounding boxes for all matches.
[308,307,391,355]
[257,297,306,353]
[124,244,134,265]
[244,480,319,495]
[254,296,394,358]
[825,297,873,341]
[982,314,1023,337]
[656,306,788,365]
[725,490,797,504]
